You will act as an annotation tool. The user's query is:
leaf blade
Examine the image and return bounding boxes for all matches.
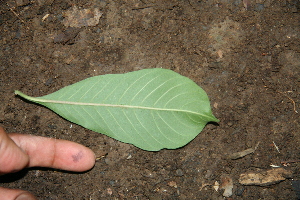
[15,68,219,151]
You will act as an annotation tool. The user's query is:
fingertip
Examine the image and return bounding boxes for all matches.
[15,192,37,200]
[83,147,96,171]
[48,139,96,172]
[0,187,37,200]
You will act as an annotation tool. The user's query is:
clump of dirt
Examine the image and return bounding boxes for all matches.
[1,0,299,199]
[208,17,245,58]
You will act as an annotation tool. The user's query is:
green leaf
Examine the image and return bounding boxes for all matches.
[15,68,219,151]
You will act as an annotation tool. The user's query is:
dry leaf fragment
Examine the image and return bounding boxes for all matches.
[228,142,260,160]
[220,175,233,197]
[228,148,255,159]
[213,181,219,191]
[239,168,293,186]
[62,6,102,27]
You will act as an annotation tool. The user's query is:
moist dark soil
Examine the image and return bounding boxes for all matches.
[1,0,299,199]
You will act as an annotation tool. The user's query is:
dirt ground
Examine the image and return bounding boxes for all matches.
[0,0,299,199]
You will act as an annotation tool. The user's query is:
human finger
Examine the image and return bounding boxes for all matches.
[0,127,29,174]
[0,187,37,200]
[9,133,95,172]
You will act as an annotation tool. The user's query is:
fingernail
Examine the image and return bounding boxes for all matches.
[15,193,37,200]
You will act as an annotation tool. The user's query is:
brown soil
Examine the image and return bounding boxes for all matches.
[1,0,299,199]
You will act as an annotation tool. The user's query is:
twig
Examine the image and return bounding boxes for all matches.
[281,159,300,166]
[199,183,211,191]
[264,86,298,114]
[132,5,154,10]
[277,91,298,114]
[272,141,280,153]
[7,4,25,23]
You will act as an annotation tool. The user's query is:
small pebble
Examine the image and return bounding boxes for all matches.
[236,186,245,196]
[255,4,264,11]
[106,188,112,195]
[292,180,300,199]
[204,170,213,179]
[48,124,57,129]
[109,180,116,186]
[45,78,53,86]
[176,169,184,176]
[142,169,156,178]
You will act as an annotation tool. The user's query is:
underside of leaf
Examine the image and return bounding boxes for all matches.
[15,68,219,151]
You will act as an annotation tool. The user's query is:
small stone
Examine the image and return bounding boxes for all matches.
[168,181,177,188]
[175,169,184,176]
[106,188,112,195]
[142,169,156,178]
[109,180,116,186]
[254,3,264,11]
[204,170,213,179]
[53,27,81,44]
[292,180,300,199]
[45,78,53,86]
[236,187,244,196]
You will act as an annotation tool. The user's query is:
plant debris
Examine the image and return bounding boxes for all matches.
[62,6,102,28]
[239,168,293,186]
[228,142,260,160]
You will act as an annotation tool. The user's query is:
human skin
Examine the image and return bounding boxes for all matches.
[0,127,95,200]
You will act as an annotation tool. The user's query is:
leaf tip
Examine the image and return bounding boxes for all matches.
[14,90,21,95]
[210,114,220,123]
[214,116,220,122]
[214,117,220,123]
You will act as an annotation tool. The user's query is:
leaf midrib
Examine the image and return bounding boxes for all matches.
[15,90,210,118]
